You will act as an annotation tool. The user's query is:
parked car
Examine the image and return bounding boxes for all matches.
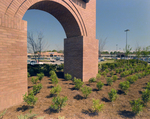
[30,60,38,65]
[99,58,104,62]
[51,58,56,62]
[60,58,64,61]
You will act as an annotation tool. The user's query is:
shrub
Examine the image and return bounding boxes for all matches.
[64,73,72,80]
[108,89,118,102]
[96,73,101,80]
[31,77,39,84]
[33,83,43,95]
[50,95,68,113]
[58,116,65,119]
[110,71,114,77]
[89,77,96,83]
[115,69,119,74]
[49,70,56,76]
[146,81,150,90]
[101,71,107,77]
[105,69,109,74]
[119,68,123,73]
[123,68,126,71]
[50,85,62,95]
[37,72,44,82]
[96,81,104,90]
[74,78,84,90]
[112,75,118,82]
[141,89,150,106]
[98,70,101,74]
[17,114,38,119]
[28,72,30,78]
[92,99,104,114]
[120,72,126,77]
[130,98,143,115]
[102,64,108,71]
[51,75,59,85]
[0,109,7,118]
[106,77,113,86]
[126,76,135,84]
[132,75,138,81]
[23,90,38,106]
[110,64,115,70]
[119,81,130,94]
[81,86,92,98]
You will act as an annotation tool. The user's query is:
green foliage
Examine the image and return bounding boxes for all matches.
[120,72,126,77]
[115,69,119,74]
[92,99,104,113]
[146,81,150,90]
[142,89,150,105]
[119,81,130,94]
[119,68,123,74]
[49,70,56,76]
[110,64,115,70]
[112,75,118,82]
[105,69,109,73]
[106,77,113,86]
[51,75,59,85]
[110,71,114,77]
[33,83,43,95]
[28,72,30,78]
[50,85,62,95]
[108,89,118,102]
[96,73,101,80]
[101,64,108,71]
[130,98,144,115]
[23,90,38,106]
[17,113,38,119]
[81,86,92,98]
[96,81,104,90]
[126,76,135,84]
[50,95,68,112]
[64,73,72,80]
[101,71,107,77]
[37,72,44,82]
[74,78,84,90]
[58,116,65,119]
[31,77,38,84]
[89,77,96,83]
[0,109,7,118]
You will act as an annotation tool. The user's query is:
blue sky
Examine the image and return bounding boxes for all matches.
[23,0,150,52]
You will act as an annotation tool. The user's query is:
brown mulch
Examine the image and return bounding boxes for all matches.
[1,72,150,119]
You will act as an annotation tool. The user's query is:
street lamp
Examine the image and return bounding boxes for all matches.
[124,29,130,53]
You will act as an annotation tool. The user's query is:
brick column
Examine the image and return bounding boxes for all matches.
[64,36,98,82]
[0,17,27,111]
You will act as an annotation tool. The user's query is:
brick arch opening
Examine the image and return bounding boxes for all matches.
[0,0,98,111]
[27,1,81,38]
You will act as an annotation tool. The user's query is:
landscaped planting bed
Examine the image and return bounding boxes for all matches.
[1,60,150,119]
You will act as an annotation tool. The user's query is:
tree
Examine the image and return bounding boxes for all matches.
[27,31,49,61]
[141,46,150,62]
[52,49,57,52]
[99,37,107,58]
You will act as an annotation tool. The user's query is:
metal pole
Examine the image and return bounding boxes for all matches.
[124,29,130,57]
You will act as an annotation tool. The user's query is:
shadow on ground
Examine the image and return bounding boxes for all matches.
[118,110,135,118]
[82,109,98,117]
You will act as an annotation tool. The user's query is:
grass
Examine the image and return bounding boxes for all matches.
[98,60,115,69]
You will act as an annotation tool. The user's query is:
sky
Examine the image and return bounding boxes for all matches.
[23,0,150,52]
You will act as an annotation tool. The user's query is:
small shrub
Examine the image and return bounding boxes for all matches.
[92,99,104,114]
[0,109,7,118]
[37,72,44,82]
[50,85,62,95]
[146,81,150,90]
[130,98,143,115]
[108,89,118,102]
[58,116,65,119]
[28,72,30,78]
[119,81,130,94]
[141,89,150,106]
[96,81,104,90]
[33,83,43,95]
[105,69,109,73]
[126,76,135,84]
[89,77,96,83]
[101,71,106,77]
[64,73,72,80]
[115,69,119,74]
[112,75,118,82]
[110,71,114,77]
[74,78,84,90]
[17,114,38,119]
[23,90,38,106]
[120,72,126,77]
[102,64,108,71]
[49,70,56,76]
[31,77,39,84]
[119,68,123,73]
[50,95,68,113]
[106,77,113,86]
[81,86,92,98]
[51,75,59,85]
[110,64,115,70]
[96,73,101,80]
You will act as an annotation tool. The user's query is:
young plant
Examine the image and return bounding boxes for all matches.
[112,75,118,82]
[31,77,39,84]
[101,71,107,77]
[126,76,135,84]
[92,99,104,114]
[33,83,43,95]
[120,72,126,77]
[81,86,92,99]
[89,77,96,83]
[141,89,150,106]
[50,85,62,95]
[108,88,118,102]
[105,69,109,74]
[50,95,68,113]
[51,75,59,85]
[28,72,30,78]
[110,71,114,77]
[37,72,44,82]
[0,109,7,118]
[49,70,56,76]
[23,90,38,107]
[58,116,65,119]
[146,81,150,90]
[106,77,113,86]
[130,98,144,115]
[74,78,84,90]
[96,73,101,80]
[115,69,119,74]
[119,81,130,94]
[64,73,72,80]
[17,113,38,119]
[96,81,104,90]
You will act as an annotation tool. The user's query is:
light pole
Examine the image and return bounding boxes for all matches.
[124,29,130,54]
[116,44,118,59]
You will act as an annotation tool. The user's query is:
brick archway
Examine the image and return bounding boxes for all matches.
[0,0,98,111]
